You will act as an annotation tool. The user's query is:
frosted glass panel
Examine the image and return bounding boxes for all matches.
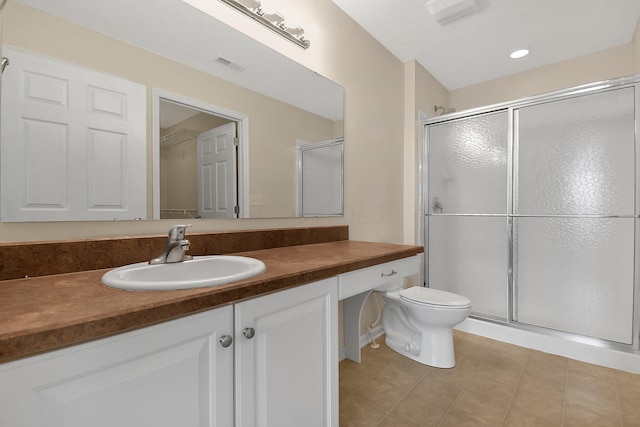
[429,216,509,319]
[428,111,508,214]
[300,141,343,216]
[515,217,634,344]
[516,88,635,215]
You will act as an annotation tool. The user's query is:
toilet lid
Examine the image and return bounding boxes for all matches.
[400,286,471,308]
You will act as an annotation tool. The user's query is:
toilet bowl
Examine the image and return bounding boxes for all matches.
[376,285,471,368]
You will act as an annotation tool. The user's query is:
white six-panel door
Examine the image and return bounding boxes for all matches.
[197,122,237,218]
[1,46,146,221]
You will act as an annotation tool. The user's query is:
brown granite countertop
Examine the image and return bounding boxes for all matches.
[0,240,422,363]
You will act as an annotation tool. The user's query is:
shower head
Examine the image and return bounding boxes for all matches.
[434,105,456,115]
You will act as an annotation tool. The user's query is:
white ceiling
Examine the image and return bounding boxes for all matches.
[330,0,640,90]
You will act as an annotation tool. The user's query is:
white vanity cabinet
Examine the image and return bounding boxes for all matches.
[339,255,421,363]
[234,277,339,427]
[0,277,338,427]
[0,305,235,427]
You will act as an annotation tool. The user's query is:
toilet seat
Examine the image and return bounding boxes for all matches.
[400,286,471,308]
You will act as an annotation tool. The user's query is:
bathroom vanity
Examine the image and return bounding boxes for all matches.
[0,277,337,427]
[0,227,422,427]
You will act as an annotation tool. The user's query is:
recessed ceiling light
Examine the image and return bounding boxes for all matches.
[510,49,530,59]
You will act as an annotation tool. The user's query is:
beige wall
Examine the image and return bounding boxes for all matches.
[634,16,640,73]
[214,0,407,236]
[449,44,636,112]
[402,60,448,245]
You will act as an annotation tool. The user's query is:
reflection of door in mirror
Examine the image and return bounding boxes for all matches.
[0,46,147,222]
[159,100,239,220]
[197,123,237,219]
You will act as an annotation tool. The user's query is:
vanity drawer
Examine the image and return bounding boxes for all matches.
[338,255,420,300]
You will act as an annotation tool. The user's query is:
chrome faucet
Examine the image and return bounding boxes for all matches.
[150,224,193,264]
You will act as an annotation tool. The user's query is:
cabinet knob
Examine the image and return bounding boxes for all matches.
[219,335,233,348]
[243,327,256,339]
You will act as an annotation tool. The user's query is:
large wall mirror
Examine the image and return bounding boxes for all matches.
[1,0,344,221]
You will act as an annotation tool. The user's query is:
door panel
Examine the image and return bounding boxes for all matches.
[426,110,509,319]
[1,46,146,221]
[429,215,509,319]
[515,217,635,343]
[298,139,343,216]
[0,307,234,427]
[515,88,635,216]
[197,122,237,218]
[428,111,508,215]
[235,278,338,427]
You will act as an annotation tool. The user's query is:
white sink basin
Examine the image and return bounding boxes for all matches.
[102,255,266,291]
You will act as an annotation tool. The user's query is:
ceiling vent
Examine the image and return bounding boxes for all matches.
[214,56,247,72]
[426,0,479,25]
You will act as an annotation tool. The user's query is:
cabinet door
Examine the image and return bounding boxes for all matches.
[235,278,339,427]
[0,306,233,427]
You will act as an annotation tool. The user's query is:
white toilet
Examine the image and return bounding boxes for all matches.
[375,284,471,368]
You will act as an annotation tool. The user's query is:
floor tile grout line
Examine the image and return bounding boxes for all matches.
[612,370,625,427]
[343,351,425,426]
[560,358,569,427]
[498,347,531,427]
[435,342,492,427]
[372,365,428,427]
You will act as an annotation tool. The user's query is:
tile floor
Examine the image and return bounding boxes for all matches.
[339,331,640,426]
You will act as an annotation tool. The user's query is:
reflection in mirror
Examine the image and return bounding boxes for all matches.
[297,139,344,217]
[159,99,238,220]
[1,0,344,221]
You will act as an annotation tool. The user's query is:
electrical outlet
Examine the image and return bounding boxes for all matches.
[250,194,264,206]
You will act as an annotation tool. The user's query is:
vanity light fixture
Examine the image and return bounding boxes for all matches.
[285,26,305,38]
[262,11,285,26]
[235,0,261,10]
[510,49,530,59]
[218,0,310,49]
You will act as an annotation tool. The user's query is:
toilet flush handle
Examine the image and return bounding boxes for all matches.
[381,270,397,278]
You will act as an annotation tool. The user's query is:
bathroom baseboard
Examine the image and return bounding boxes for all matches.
[456,318,640,374]
[339,325,385,361]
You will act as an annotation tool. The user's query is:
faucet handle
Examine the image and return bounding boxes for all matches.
[168,224,192,240]
[181,239,193,261]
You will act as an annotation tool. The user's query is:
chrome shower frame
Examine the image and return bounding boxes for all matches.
[419,74,640,354]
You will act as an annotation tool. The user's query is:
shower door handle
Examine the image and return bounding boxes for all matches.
[432,197,443,213]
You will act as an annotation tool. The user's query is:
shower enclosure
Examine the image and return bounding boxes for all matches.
[423,76,640,350]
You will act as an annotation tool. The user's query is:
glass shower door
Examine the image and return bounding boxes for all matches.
[513,87,636,344]
[427,111,509,319]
